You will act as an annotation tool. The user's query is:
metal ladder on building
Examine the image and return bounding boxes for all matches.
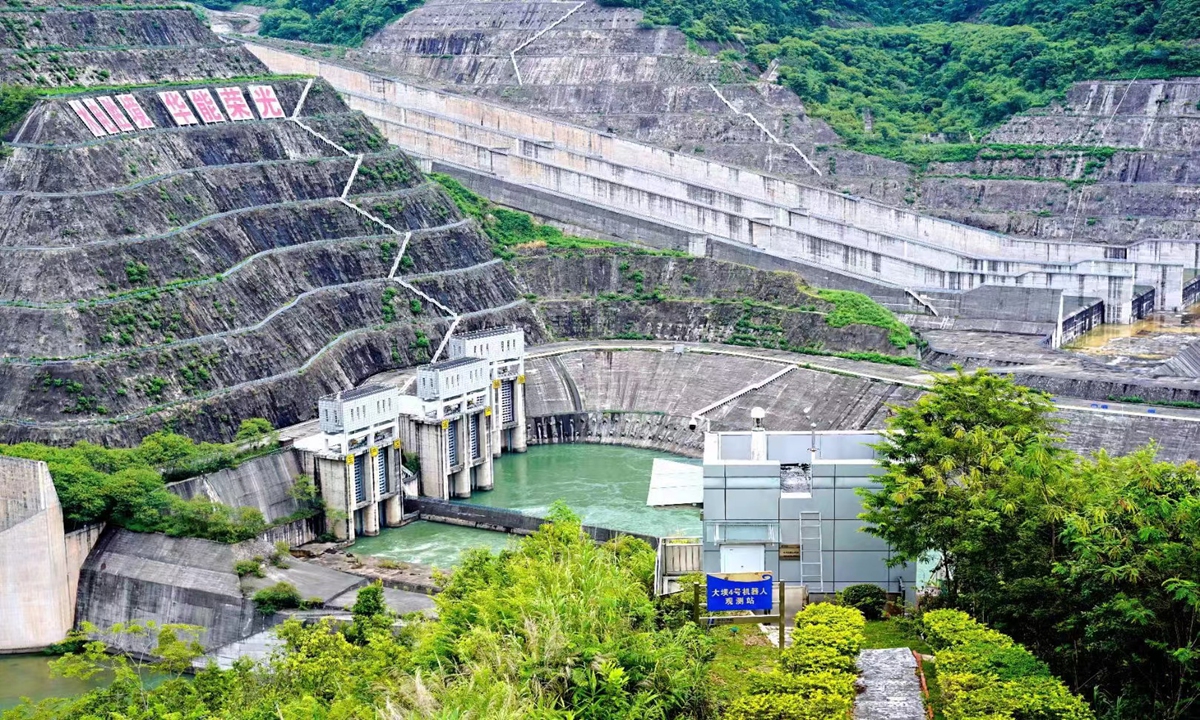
[799,511,824,594]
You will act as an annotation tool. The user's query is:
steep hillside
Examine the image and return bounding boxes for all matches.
[0,4,260,86]
[342,0,859,182]
[0,3,533,445]
[915,79,1200,245]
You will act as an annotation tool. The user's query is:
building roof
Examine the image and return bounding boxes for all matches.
[454,326,521,341]
[424,356,487,371]
[320,383,393,403]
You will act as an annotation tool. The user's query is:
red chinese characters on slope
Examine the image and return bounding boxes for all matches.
[66,86,290,136]
[248,85,285,119]
[186,88,226,124]
[97,96,135,132]
[159,90,199,126]
[216,86,255,121]
[82,97,121,134]
[68,100,107,138]
[116,94,155,130]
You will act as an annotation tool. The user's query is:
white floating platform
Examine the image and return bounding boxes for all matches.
[647,459,703,507]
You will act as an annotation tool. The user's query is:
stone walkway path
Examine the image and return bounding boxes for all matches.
[854,648,926,720]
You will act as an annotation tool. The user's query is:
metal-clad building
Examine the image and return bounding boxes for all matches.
[702,426,914,600]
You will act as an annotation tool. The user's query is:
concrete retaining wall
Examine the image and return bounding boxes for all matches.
[415,498,659,547]
[259,515,322,547]
[75,528,279,656]
[167,449,312,525]
[0,457,73,652]
[528,411,702,457]
[242,43,1199,323]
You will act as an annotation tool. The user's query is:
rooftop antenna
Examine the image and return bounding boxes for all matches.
[751,406,766,430]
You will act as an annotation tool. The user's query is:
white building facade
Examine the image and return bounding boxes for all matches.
[448,326,527,455]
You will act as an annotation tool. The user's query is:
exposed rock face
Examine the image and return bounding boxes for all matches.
[914,79,1200,246]
[0,3,527,445]
[347,0,848,180]
[0,8,260,86]
[510,250,906,355]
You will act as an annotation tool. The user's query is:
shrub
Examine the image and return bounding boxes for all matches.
[840,583,888,620]
[253,582,302,614]
[774,604,866,691]
[745,669,856,698]
[234,417,274,442]
[922,610,1094,720]
[269,541,292,568]
[723,689,853,719]
[234,559,265,578]
[922,609,1012,648]
[779,642,858,675]
[793,602,866,631]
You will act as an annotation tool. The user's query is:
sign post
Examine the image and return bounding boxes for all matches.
[695,573,788,655]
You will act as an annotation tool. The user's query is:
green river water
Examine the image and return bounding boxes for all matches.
[0,654,166,711]
[352,444,701,568]
[0,445,696,709]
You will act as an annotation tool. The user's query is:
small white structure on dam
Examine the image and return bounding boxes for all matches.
[400,356,496,500]
[448,325,527,456]
[701,412,915,600]
[299,383,407,541]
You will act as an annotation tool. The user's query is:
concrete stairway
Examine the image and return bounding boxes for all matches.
[854,648,926,720]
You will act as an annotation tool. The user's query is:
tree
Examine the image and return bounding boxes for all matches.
[1054,448,1200,718]
[859,368,1073,605]
[858,368,1200,718]
[234,417,274,443]
[5,510,723,720]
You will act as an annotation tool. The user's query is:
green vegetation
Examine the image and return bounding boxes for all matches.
[233,417,274,443]
[234,558,265,578]
[726,604,865,719]
[1108,394,1200,410]
[816,289,914,347]
[839,583,888,620]
[922,610,1093,720]
[5,506,742,719]
[0,84,39,136]
[602,0,1200,158]
[254,0,423,46]
[0,423,287,541]
[430,173,624,258]
[860,368,1200,718]
[252,581,302,614]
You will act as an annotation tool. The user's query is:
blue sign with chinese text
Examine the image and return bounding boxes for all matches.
[706,572,773,611]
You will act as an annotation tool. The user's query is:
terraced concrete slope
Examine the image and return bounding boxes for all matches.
[330,3,1200,251]
[347,0,872,182]
[920,79,1200,245]
[0,3,533,445]
[0,0,260,86]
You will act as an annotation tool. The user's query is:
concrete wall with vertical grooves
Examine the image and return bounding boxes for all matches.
[242,42,1200,322]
